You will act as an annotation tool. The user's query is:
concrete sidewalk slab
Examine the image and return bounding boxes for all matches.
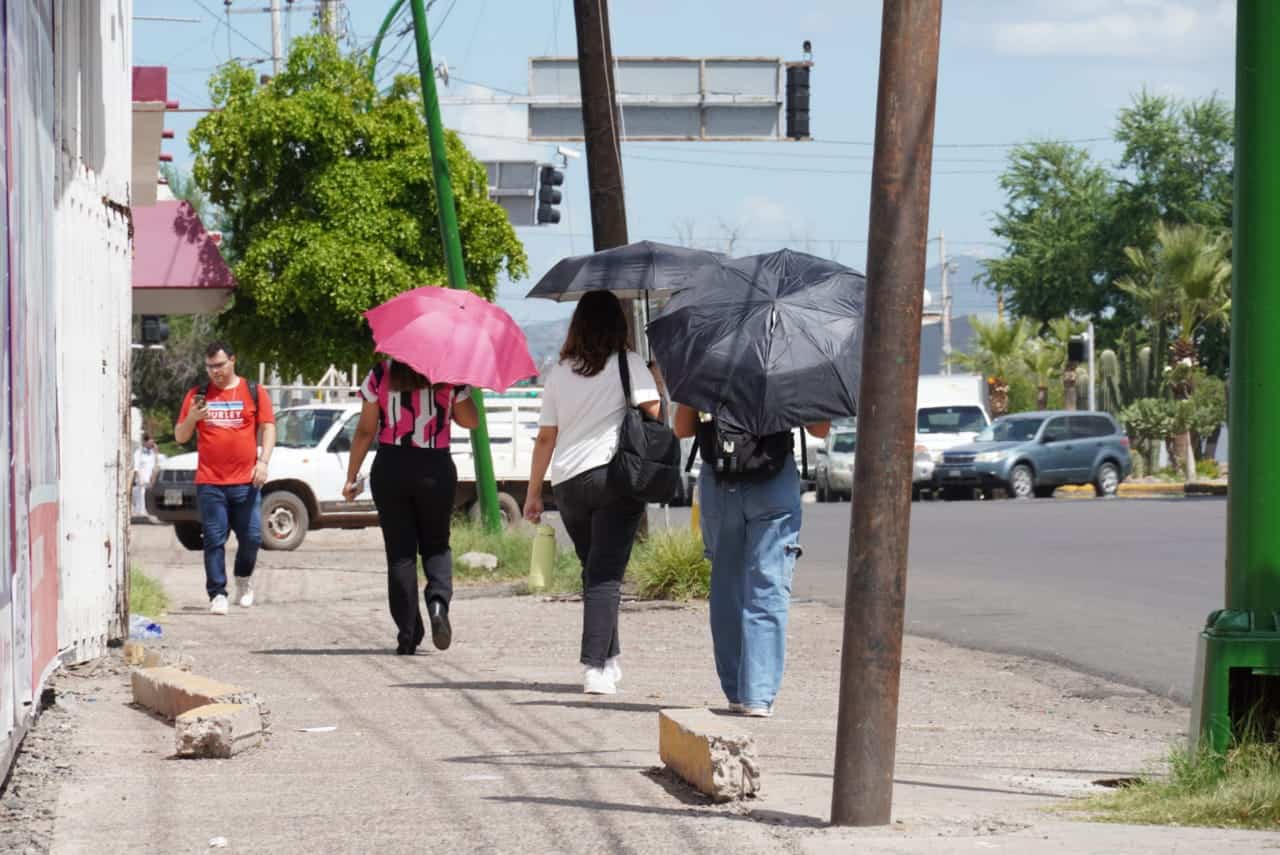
[18,525,1276,853]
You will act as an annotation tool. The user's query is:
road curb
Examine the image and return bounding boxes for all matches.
[1056,481,1226,497]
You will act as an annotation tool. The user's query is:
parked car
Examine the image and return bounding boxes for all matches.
[148,398,547,551]
[815,427,856,502]
[933,410,1132,500]
[914,374,991,498]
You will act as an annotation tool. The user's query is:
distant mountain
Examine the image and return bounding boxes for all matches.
[521,318,571,378]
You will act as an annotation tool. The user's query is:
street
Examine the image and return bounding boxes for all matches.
[786,496,1225,704]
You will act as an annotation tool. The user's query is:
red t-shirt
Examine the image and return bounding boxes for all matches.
[178,378,275,485]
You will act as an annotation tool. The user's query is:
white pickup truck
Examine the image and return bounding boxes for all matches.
[147,396,545,551]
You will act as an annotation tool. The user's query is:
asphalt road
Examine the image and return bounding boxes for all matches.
[781,496,1226,704]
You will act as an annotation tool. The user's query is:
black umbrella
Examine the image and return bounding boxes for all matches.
[525,240,723,302]
[646,248,865,436]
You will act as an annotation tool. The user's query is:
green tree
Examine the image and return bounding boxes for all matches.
[1021,337,1062,411]
[1117,222,1230,478]
[1103,92,1233,343]
[188,37,528,378]
[981,142,1110,323]
[952,316,1033,416]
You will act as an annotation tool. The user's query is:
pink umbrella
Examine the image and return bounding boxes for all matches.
[364,286,537,392]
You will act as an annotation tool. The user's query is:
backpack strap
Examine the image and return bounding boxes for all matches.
[684,435,700,473]
[616,349,634,408]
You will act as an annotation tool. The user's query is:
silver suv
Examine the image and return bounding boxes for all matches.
[934,411,1133,500]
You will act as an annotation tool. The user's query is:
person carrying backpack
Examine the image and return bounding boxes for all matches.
[523,292,663,695]
[175,341,276,615]
[674,405,829,717]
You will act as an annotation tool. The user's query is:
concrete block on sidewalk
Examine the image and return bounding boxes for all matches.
[175,703,262,758]
[458,551,499,571]
[659,708,760,802]
[122,640,147,666]
[131,666,260,720]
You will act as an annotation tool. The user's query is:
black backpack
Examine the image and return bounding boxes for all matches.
[690,414,794,483]
[606,351,681,503]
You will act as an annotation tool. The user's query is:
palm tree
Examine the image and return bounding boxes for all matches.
[1022,337,1063,411]
[953,316,1033,416]
[1117,222,1231,479]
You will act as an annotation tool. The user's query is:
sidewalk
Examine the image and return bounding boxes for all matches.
[6,526,1277,853]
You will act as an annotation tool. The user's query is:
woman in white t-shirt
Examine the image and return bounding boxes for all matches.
[524,292,661,695]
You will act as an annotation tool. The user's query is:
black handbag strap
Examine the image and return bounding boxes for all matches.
[616,348,634,408]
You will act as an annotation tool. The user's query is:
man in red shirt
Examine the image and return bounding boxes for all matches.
[176,342,276,615]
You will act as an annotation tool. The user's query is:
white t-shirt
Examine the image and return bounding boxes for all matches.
[539,351,661,486]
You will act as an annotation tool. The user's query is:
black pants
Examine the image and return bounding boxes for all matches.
[553,465,645,668]
[371,446,456,648]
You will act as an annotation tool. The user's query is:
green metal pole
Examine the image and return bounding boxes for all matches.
[406,0,503,532]
[1228,1,1280,611]
[1190,0,1280,752]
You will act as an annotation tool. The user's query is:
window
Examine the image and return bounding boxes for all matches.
[328,415,359,453]
[1042,418,1069,443]
[275,409,343,449]
[917,406,988,435]
[832,433,856,453]
[977,417,1044,443]
[1071,415,1115,439]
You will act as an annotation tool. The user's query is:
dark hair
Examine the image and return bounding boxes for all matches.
[205,341,235,359]
[141,432,152,442]
[559,291,630,377]
[388,359,429,392]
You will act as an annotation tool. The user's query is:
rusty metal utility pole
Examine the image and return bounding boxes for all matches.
[831,0,942,827]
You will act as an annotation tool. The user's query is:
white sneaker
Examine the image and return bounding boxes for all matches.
[583,666,617,695]
[728,702,747,714]
[743,704,774,718]
[605,656,622,684]
[209,594,229,616]
[235,578,255,608]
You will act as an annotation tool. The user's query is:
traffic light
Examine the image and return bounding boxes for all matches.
[1067,337,1086,364]
[785,63,811,140]
[140,315,170,345]
[537,165,563,225]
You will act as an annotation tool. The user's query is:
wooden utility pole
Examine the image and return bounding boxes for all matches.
[571,1,640,335]
[831,0,942,827]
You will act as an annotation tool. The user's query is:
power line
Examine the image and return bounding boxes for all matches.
[433,0,461,37]
[813,135,1112,149]
[189,0,274,58]
[450,130,1003,176]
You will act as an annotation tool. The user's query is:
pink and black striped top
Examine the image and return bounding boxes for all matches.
[360,361,471,449]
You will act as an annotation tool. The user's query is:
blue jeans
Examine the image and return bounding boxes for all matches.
[699,460,802,708]
[196,484,262,600]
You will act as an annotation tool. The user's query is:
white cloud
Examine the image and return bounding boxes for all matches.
[989,0,1233,60]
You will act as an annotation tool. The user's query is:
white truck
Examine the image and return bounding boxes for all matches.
[912,374,991,500]
[148,394,545,552]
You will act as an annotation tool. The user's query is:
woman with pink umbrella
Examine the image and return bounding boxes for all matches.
[342,287,537,655]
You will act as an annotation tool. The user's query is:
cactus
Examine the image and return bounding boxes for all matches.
[1098,327,1156,415]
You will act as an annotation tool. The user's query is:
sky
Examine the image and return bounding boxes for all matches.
[134,0,1236,325]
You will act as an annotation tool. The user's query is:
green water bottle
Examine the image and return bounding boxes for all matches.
[529,524,556,592]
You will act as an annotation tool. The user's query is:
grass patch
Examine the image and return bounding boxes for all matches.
[130,565,170,617]
[1082,734,1280,829]
[445,519,582,593]
[629,528,710,601]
